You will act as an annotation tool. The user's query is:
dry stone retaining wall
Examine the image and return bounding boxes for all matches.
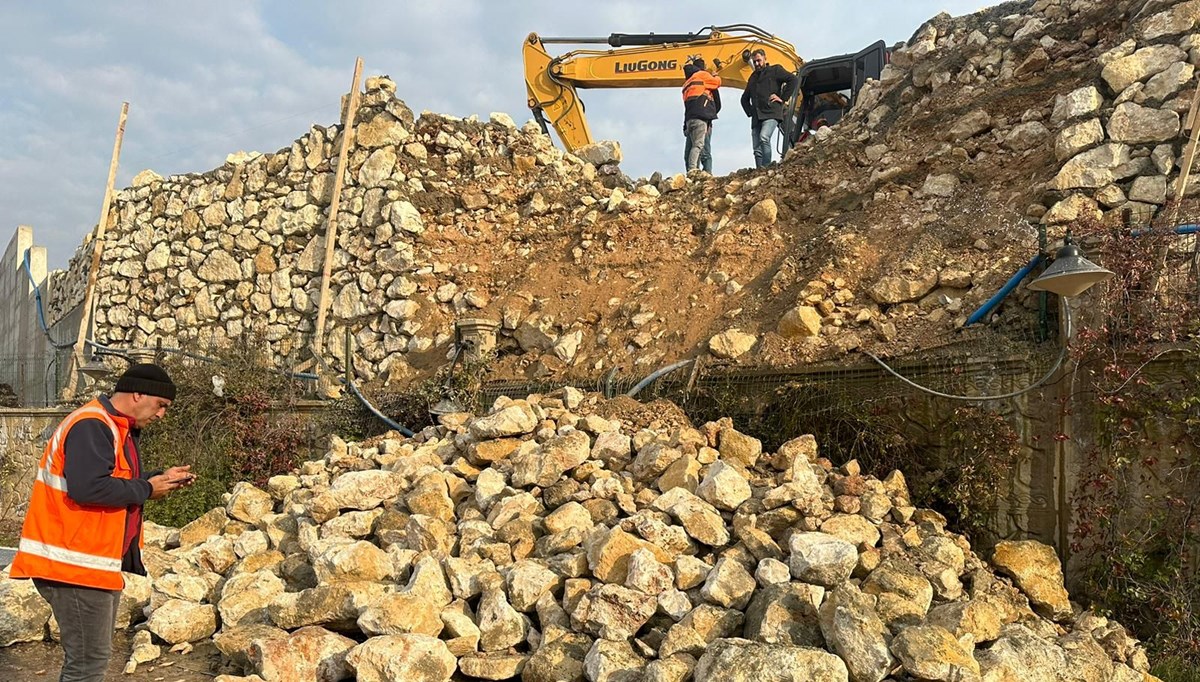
[45,77,621,382]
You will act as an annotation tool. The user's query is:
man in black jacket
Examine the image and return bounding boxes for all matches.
[740,48,798,168]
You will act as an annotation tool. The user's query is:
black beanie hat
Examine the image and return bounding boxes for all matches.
[115,363,177,400]
[683,63,699,78]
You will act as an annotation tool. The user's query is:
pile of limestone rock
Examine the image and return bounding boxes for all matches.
[0,390,1158,681]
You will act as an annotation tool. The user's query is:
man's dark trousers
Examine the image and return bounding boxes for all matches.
[33,579,120,682]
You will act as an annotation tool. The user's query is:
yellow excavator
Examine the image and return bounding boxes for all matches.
[523,25,887,155]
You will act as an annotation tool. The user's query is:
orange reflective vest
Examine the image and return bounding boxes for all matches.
[682,71,720,100]
[9,399,136,590]
[682,70,721,122]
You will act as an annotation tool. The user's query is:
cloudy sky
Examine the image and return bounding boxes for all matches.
[2,1,988,269]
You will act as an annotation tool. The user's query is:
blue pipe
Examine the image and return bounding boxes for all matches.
[1132,224,1200,236]
[966,254,1043,326]
[309,341,415,438]
[24,249,74,349]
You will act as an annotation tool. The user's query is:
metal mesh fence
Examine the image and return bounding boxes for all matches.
[1095,229,1198,347]
[0,349,73,408]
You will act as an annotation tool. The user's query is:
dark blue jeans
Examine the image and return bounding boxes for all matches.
[33,579,120,682]
[751,118,780,168]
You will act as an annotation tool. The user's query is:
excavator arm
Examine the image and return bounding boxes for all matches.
[523,26,805,152]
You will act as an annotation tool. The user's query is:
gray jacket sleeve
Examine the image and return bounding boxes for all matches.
[62,419,153,507]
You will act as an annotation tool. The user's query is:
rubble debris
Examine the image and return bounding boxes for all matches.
[0,390,1159,680]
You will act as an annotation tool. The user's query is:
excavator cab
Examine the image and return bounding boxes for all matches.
[785,40,889,145]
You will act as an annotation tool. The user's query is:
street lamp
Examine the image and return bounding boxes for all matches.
[78,354,113,382]
[1027,233,1115,298]
[1026,231,1114,567]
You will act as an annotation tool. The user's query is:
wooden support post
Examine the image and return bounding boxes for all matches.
[62,102,129,401]
[1168,83,1200,226]
[1169,83,1200,300]
[312,57,364,360]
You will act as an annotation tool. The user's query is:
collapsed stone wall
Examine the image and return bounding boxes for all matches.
[0,392,1161,681]
[818,0,1200,225]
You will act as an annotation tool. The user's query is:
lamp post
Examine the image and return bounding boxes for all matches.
[77,354,114,386]
[1026,231,1114,565]
[1027,232,1116,299]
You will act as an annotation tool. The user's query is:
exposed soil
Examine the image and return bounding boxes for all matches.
[398,37,1103,384]
[0,632,224,681]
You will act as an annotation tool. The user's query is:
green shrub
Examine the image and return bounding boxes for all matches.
[139,336,321,528]
[1154,656,1200,682]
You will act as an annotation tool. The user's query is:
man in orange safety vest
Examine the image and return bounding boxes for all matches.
[9,363,194,682]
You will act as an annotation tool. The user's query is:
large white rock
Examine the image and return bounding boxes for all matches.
[0,577,51,645]
[693,638,849,681]
[1051,143,1131,190]
[789,532,858,587]
[1054,118,1104,162]
[359,148,397,187]
[470,401,539,439]
[575,140,623,166]
[312,541,393,584]
[697,461,752,511]
[708,329,757,359]
[197,250,243,283]
[818,583,894,682]
[346,634,457,682]
[1137,0,1200,41]
[218,570,286,627]
[388,200,424,234]
[356,112,410,148]
[1051,86,1104,124]
[227,482,274,523]
[1107,102,1180,144]
[146,599,218,644]
[251,625,357,682]
[1101,45,1187,93]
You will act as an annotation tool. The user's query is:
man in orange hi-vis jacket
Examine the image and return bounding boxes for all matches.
[682,58,722,172]
[9,363,194,682]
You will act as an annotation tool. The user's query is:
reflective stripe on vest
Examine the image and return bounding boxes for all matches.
[17,538,123,573]
[681,71,720,102]
[35,465,68,492]
[9,399,131,590]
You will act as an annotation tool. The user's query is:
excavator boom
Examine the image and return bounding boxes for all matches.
[524,27,803,152]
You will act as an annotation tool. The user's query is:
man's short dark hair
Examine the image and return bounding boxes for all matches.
[751,48,767,58]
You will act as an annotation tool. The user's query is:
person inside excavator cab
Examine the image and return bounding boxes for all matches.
[682,57,721,173]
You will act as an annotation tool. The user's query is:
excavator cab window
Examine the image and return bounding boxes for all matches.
[786,40,888,146]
